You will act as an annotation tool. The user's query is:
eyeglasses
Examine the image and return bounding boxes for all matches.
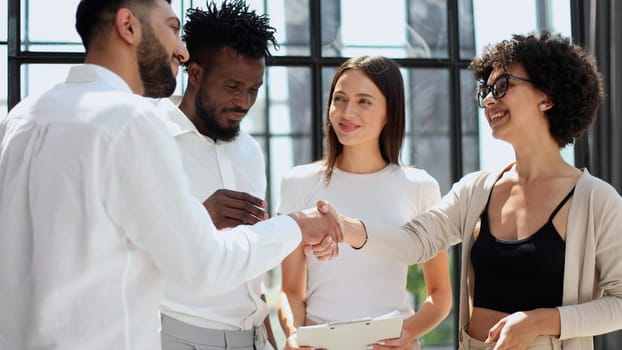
[477,73,534,108]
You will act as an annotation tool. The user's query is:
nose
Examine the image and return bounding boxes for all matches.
[482,90,497,107]
[340,101,357,116]
[234,91,255,110]
[175,40,189,64]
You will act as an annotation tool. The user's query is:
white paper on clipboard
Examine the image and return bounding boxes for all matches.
[296,311,404,350]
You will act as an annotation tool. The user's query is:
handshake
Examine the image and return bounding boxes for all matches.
[287,200,368,260]
[202,189,367,260]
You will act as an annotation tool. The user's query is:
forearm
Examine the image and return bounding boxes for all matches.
[278,292,306,337]
[261,294,278,350]
[528,308,560,337]
[557,296,622,339]
[403,291,453,339]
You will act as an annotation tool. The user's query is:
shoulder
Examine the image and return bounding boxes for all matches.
[285,162,324,180]
[280,162,324,189]
[576,170,622,207]
[84,92,161,127]
[65,87,166,141]
[436,169,497,211]
[85,95,172,150]
[454,169,495,192]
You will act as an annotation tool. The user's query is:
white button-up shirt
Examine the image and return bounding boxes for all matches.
[156,98,270,330]
[0,64,301,350]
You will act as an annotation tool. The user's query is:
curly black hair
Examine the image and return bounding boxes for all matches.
[468,31,604,148]
[182,0,278,68]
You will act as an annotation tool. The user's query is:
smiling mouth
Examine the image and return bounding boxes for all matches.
[488,110,507,124]
[226,111,246,121]
[338,121,361,133]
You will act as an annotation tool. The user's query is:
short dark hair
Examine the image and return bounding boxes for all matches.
[182,0,278,68]
[468,31,604,148]
[75,0,169,50]
[322,56,405,182]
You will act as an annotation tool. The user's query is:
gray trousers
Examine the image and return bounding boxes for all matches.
[161,314,273,350]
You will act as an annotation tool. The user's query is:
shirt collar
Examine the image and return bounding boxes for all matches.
[156,97,207,139]
[65,64,133,93]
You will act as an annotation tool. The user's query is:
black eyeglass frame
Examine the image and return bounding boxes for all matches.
[477,73,534,108]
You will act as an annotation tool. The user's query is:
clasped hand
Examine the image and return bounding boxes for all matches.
[202,190,343,261]
[289,200,344,261]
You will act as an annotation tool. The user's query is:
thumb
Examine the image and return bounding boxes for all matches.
[302,244,313,256]
[316,199,330,213]
[485,318,504,344]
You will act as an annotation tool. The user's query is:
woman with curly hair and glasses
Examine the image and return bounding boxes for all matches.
[332,32,622,350]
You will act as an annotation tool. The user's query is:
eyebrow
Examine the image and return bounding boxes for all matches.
[334,90,377,100]
[355,92,376,100]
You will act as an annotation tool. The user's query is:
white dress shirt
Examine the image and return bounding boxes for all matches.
[156,98,271,330]
[0,64,301,350]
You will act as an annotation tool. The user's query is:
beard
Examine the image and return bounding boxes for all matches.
[137,23,177,98]
[195,94,242,142]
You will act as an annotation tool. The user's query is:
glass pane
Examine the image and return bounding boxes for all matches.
[406,0,449,58]
[21,0,83,52]
[458,0,476,59]
[550,0,572,36]
[23,44,84,52]
[473,0,571,55]
[0,45,6,120]
[21,64,74,99]
[268,0,310,56]
[265,67,313,135]
[473,0,537,53]
[321,0,448,58]
[404,68,452,192]
[461,69,479,174]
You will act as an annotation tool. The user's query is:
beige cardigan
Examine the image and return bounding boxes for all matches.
[364,168,622,350]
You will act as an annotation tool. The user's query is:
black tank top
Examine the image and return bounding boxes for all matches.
[470,185,575,314]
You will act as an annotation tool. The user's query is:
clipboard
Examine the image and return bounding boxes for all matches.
[296,312,403,350]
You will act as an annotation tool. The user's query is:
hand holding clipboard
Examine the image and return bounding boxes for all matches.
[296,311,404,350]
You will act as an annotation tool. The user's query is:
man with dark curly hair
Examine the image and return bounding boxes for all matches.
[155,1,284,349]
[333,31,622,350]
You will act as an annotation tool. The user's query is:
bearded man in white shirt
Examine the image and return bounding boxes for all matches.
[0,1,346,349]
[155,1,290,349]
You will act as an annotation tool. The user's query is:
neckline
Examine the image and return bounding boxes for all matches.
[333,163,395,176]
[480,164,579,243]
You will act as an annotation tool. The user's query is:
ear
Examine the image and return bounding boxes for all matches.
[538,96,554,112]
[187,61,203,87]
[114,8,140,46]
